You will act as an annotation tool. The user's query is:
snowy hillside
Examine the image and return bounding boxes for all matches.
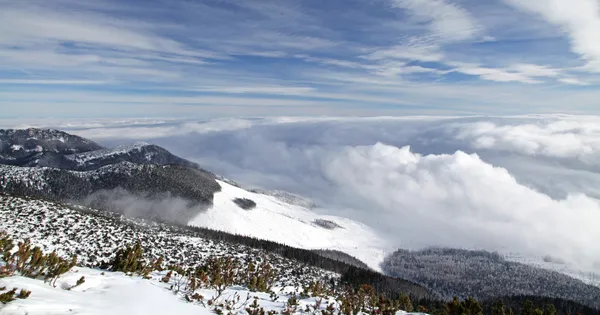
[63,142,200,171]
[382,248,600,309]
[190,180,389,271]
[217,176,316,209]
[0,162,220,223]
[0,128,199,171]
[0,194,336,285]
[0,128,102,166]
[0,265,423,315]
[0,194,431,315]
[504,253,600,288]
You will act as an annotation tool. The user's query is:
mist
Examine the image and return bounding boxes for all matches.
[79,188,210,225]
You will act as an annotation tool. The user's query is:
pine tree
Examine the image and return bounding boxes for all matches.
[398,293,414,312]
[521,300,536,315]
[492,301,506,315]
[445,296,465,315]
[462,297,483,315]
[543,304,557,315]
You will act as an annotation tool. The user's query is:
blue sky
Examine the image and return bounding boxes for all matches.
[1,0,600,117]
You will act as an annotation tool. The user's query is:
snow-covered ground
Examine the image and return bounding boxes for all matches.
[0,194,338,288]
[0,266,422,315]
[189,180,391,271]
[0,268,207,315]
[0,194,422,315]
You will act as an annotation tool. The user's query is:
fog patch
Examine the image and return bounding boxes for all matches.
[78,188,210,224]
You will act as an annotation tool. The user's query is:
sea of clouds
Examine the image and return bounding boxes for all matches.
[4,115,600,273]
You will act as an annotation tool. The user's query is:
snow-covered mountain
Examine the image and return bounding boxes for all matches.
[190,179,389,271]
[382,248,600,309]
[504,253,600,288]
[64,141,199,171]
[0,128,102,166]
[0,162,220,223]
[0,128,199,171]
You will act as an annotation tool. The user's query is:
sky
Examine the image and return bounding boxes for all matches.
[2,0,600,117]
[4,115,600,274]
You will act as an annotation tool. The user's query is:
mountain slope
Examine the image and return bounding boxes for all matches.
[189,179,390,272]
[383,248,600,309]
[0,128,200,171]
[0,128,102,166]
[0,162,220,223]
[64,142,200,171]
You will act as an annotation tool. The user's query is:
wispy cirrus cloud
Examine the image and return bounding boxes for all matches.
[1,0,600,117]
[391,0,482,41]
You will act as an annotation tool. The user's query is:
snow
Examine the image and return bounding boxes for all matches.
[9,145,23,151]
[189,180,390,271]
[0,266,422,315]
[65,142,152,165]
[0,267,210,315]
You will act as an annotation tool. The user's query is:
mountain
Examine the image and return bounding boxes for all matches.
[63,142,200,171]
[0,128,199,171]
[0,128,102,166]
[382,247,600,309]
[0,162,220,223]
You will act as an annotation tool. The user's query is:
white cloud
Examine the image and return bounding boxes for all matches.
[374,63,441,77]
[0,79,108,85]
[453,118,600,164]
[446,62,584,84]
[509,63,561,77]
[0,5,201,58]
[448,62,542,83]
[323,143,600,271]
[192,86,315,95]
[363,44,445,62]
[391,0,481,41]
[503,0,600,72]
[558,77,589,85]
[0,0,598,118]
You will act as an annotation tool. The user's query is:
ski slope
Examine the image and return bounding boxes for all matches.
[189,180,390,271]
